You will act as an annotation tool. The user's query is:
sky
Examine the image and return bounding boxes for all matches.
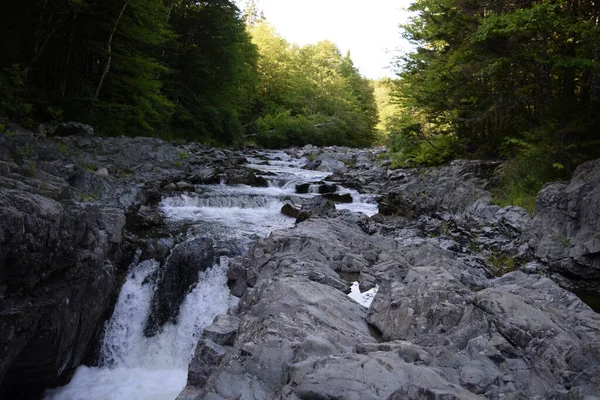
[235,0,415,80]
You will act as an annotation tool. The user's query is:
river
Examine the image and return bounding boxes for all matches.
[44,150,378,400]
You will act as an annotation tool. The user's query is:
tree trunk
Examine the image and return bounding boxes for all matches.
[61,12,77,98]
[31,15,59,65]
[591,47,600,103]
[95,1,129,100]
[539,62,552,119]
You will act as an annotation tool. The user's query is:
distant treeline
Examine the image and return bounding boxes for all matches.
[0,0,378,148]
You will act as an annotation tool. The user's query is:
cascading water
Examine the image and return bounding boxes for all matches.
[44,150,378,400]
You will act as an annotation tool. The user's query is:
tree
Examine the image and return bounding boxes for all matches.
[248,22,378,148]
[390,0,600,209]
[164,0,259,142]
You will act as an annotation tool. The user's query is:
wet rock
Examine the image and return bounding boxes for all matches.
[144,238,215,336]
[321,192,353,203]
[296,197,335,223]
[280,203,300,218]
[295,183,310,194]
[176,181,195,192]
[163,183,177,192]
[358,271,377,292]
[186,339,226,388]
[303,151,349,173]
[0,190,126,398]
[188,168,218,184]
[224,168,268,187]
[203,315,240,346]
[317,183,338,194]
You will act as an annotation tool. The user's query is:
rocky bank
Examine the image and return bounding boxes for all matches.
[0,123,599,399]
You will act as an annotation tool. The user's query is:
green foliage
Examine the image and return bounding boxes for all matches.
[390,130,461,167]
[254,111,320,148]
[388,0,600,203]
[164,0,259,143]
[247,22,378,148]
[487,252,516,277]
[0,64,33,126]
[46,106,64,126]
[492,133,572,214]
[0,0,258,144]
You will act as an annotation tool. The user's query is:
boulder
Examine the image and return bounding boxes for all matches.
[321,192,353,203]
[176,181,195,192]
[295,197,334,223]
[530,159,600,282]
[186,339,226,388]
[203,315,240,346]
[144,238,215,336]
[295,183,310,194]
[52,121,94,137]
[280,203,300,218]
[0,190,126,399]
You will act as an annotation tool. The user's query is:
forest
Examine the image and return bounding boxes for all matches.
[387,0,600,209]
[0,0,376,147]
[1,0,599,209]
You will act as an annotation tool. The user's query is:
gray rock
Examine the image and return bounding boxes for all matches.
[163,183,177,191]
[144,238,215,336]
[187,339,226,388]
[530,159,600,283]
[176,181,195,192]
[282,352,481,400]
[295,197,334,223]
[280,203,300,218]
[95,167,109,177]
[52,121,94,137]
[379,160,500,218]
[203,315,240,346]
[0,189,127,398]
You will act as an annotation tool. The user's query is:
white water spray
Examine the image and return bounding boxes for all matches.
[44,149,379,400]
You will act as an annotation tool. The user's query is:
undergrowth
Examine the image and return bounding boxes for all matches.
[492,136,572,215]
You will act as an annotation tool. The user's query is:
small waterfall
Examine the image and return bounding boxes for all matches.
[45,149,378,400]
[45,257,232,400]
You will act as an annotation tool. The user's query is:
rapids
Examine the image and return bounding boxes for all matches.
[44,150,377,400]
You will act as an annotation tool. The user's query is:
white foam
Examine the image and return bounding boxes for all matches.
[348,282,378,308]
[44,259,232,400]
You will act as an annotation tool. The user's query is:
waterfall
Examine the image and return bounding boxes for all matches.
[44,149,377,400]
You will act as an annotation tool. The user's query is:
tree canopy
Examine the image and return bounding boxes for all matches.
[0,0,378,148]
[387,0,600,209]
[246,21,378,148]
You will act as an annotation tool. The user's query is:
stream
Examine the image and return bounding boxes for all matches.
[44,150,378,400]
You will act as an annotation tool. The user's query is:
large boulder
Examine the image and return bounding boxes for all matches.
[144,237,215,337]
[52,121,94,137]
[530,159,600,282]
[0,189,126,399]
[379,160,501,218]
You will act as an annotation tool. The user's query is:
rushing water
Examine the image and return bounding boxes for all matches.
[44,150,378,400]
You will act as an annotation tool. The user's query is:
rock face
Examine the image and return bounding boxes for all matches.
[530,159,600,286]
[0,185,126,399]
[0,126,274,398]
[2,126,600,400]
[178,152,600,400]
[144,238,216,337]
